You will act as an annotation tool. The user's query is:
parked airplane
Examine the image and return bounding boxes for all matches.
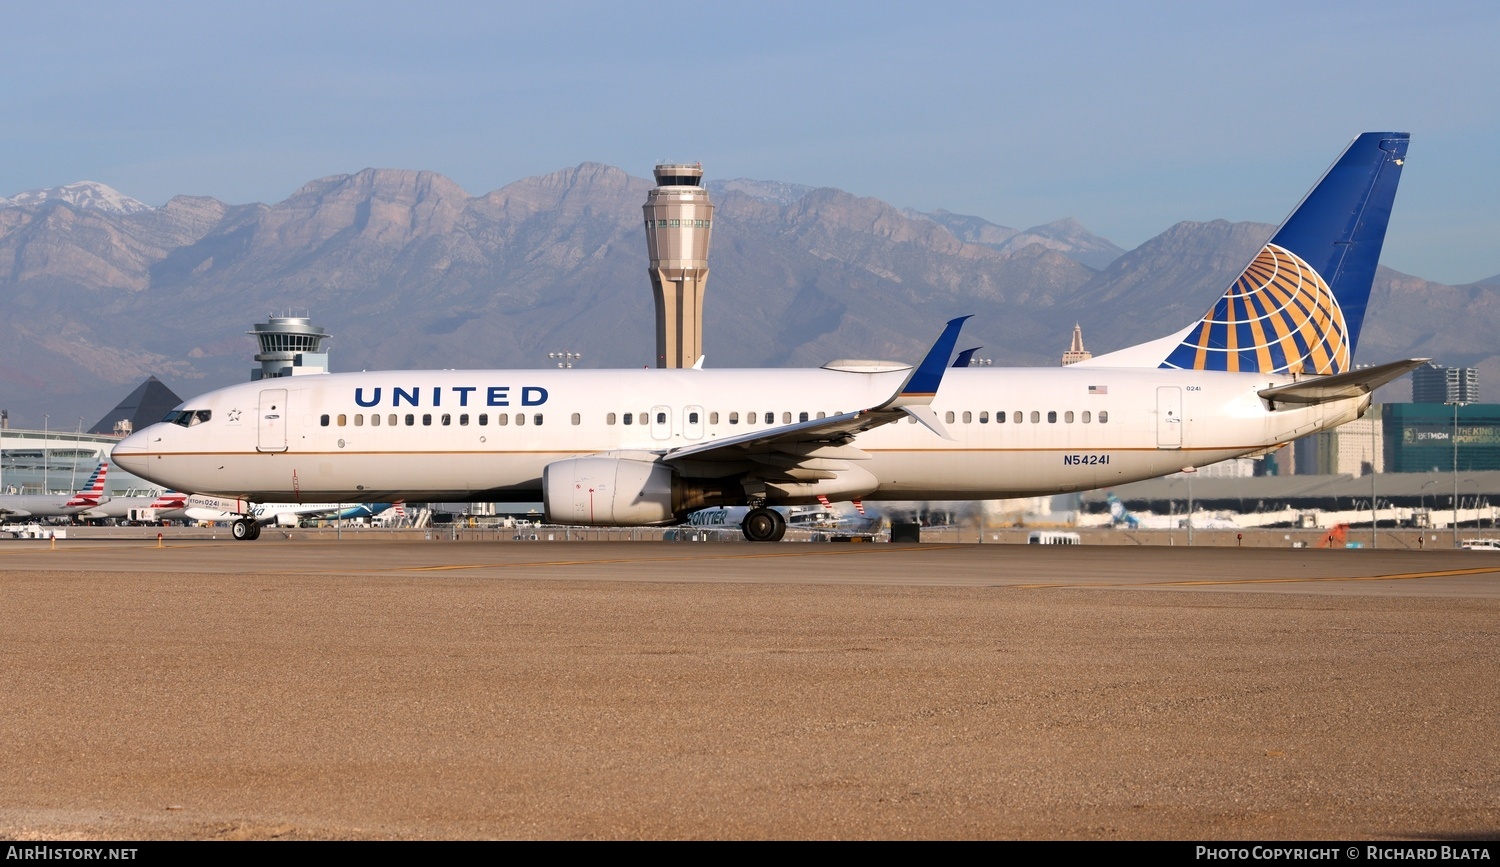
[113,133,1421,543]
[1106,493,1141,529]
[172,495,394,537]
[0,462,110,520]
[687,500,880,535]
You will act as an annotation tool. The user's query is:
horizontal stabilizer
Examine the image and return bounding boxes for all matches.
[1258,358,1429,407]
[901,405,955,441]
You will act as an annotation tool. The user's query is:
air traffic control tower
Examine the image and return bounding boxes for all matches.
[249,314,331,380]
[643,163,714,368]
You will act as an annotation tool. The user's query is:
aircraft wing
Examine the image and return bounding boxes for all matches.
[1259,358,1428,407]
[0,505,34,519]
[661,316,969,473]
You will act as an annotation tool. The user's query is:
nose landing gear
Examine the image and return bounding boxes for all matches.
[231,518,262,541]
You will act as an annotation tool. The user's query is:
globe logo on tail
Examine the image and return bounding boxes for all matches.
[1161,243,1350,375]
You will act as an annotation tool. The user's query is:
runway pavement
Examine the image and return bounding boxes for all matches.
[2,533,1497,840]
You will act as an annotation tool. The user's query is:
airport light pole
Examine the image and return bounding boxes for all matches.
[1370,416,1378,548]
[42,414,48,494]
[1448,399,1467,548]
[549,351,582,369]
[1183,466,1197,546]
[69,418,81,492]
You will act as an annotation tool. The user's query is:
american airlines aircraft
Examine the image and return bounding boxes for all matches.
[113,132,1421,543]
[0,462,110,521]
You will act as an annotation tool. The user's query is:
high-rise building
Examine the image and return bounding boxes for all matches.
[1411,363,1478,404]
[1334,412,1384,475]
[1061,324,1092,366]
[643,164,714,368]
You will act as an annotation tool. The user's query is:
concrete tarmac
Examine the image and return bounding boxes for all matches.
[2,531,1498,840]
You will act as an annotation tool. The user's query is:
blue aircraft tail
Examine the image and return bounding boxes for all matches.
[1157,132,1408,375]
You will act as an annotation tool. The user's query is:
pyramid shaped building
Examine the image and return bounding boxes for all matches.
[89,376,182,436]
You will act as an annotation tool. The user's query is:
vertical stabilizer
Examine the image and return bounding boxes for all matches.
[1086,133,1407,374]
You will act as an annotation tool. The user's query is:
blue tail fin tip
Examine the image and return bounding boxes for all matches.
[1161,132,1407,375]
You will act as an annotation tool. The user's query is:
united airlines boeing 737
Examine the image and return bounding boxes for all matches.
[113,133,1421,542]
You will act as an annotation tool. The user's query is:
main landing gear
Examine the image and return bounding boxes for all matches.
[231,518,262,541]
[741,507,786,543]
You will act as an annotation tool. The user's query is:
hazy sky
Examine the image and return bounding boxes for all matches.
[5,1,1497,284]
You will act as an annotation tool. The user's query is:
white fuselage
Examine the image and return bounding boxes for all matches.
[111,364,1365,507]
[0,495,94,520]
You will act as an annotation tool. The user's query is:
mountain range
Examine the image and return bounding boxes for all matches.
[1,169,1496,430]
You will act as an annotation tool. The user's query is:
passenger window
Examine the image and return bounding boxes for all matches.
[338,414,348,426]
[571,413,581,425]
[816,411,826,419]
[497,414,508,426]
[1082,411,1091,423]
[533,414,543,426]
[354,414,364,427]
[689,412,699,424]
[515,413,526,426]
[405,414,415,426]
[782,412,791,424]
[798,412,808,422]
[945,411,955,424]
[423,414,433,426]
[1099,411,1109,423]
[996,411,1005,424]
[1065,411,1074,423]
[747,412,756,425]
[320,414,330,427]
[1030,411,1040,423]
[980,411,989,424]
[441,414,451,426]
[459,414,469,426]
[709,412,719,424]
[623,413,633,425]
[478,414,488,426]
[962,411,972,424]
[728,412,738,424]
[656,412,666,424]
[607,413,617,425]
[370,414,380,427]
[1014,411,1022,424]
[765,412,774,425]
[1047,411,1057,423]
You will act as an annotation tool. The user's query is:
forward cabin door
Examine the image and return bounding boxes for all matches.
[257,388,288,453]
[1156,386,1183,449]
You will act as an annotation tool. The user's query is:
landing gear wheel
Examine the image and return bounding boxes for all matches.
[231,519,255,541]
[742,507,787,543]
[247,521,262,540]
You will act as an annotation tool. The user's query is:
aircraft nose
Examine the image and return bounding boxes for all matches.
[110,429,153,474]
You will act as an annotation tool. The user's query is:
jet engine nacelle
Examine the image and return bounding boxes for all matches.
[544,455,729,527]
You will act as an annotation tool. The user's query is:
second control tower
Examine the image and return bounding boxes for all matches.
[643,163,714,368]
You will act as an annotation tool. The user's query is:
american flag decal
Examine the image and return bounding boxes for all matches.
[1088,385,1108,395]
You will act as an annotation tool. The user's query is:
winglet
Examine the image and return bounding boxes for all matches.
[952,346,982,368]
[885,316,970,408]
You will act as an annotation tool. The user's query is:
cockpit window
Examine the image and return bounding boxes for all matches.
[162,409,212,427]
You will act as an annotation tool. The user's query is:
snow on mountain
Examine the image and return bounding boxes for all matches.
[2,181,153,214]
